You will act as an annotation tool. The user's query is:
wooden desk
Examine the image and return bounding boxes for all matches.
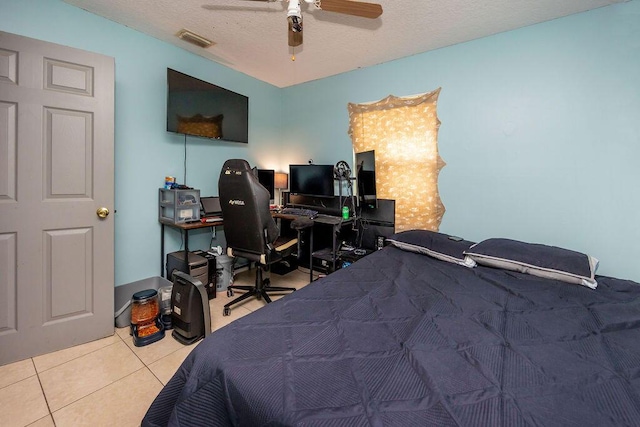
[160,213,352,279]
[159,219,223,278]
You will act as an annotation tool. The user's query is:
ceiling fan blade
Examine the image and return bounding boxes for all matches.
[288,21,303,47]
[317,0,382,19]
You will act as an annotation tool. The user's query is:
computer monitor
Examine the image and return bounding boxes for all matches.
[356,150,377,208]
[289,164,334,198]
[256,169,275,201]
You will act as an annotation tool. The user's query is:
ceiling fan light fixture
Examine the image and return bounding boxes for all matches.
[288,15,303,32]
[287,0,303,32]
[176,29,214,48]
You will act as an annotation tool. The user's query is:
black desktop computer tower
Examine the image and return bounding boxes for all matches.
[192,250,217,299]
[166,251,210,297]
[359,199,396,250]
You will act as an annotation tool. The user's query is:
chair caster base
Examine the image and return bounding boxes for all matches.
[227,289,234,297]
[223,307,231,316]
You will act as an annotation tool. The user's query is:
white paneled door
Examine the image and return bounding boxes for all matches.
[0,31,114,365]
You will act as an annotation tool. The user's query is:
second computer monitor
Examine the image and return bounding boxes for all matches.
[289,164,334,198]
[257,169,275,201]
[356,150,377,209]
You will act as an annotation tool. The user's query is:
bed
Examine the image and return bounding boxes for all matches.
[142,230,640,426]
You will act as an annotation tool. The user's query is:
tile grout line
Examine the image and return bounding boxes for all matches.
[31,357,56,427]
[146,361,168,386]
[37,339,139,417]
[34,333,124,375]
[46,367,153,418]
[124,329,188,369]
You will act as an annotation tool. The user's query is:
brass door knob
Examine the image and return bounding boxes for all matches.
[96,207,110,218]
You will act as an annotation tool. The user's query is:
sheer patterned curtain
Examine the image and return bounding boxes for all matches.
[348,88,446,231]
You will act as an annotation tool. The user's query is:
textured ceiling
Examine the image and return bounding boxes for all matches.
[63,0,625,88]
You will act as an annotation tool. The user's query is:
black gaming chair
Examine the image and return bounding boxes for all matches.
[218,159,298,316]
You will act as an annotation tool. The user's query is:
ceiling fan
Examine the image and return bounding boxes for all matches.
[243,0,383,47]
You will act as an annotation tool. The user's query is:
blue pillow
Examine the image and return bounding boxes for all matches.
[464,238,598,289]
[387,230,477,267]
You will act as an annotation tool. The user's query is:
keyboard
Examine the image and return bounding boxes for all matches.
[281,207,318,218]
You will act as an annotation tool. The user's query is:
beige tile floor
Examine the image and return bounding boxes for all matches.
[0,268,310,427]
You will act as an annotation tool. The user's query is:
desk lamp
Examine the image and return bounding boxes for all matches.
[275,172,288,207]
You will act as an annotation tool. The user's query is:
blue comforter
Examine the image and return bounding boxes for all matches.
[143,246,640,426]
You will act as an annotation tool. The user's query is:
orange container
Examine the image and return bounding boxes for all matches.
[131,289,159,325]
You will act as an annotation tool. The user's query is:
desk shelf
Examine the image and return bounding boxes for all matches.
[275,212,355,276]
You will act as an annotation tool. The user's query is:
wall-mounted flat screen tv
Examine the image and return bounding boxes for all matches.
[289,164,335,198]
[167,68,249,143]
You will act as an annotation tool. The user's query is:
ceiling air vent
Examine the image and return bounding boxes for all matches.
[176,29,214,48]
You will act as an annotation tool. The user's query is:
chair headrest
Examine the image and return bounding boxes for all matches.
[222,159,252,172]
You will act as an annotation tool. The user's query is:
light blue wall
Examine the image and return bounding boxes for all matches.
[282,1,640,281]
[0,0,284,286]
[2,0,639,283]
